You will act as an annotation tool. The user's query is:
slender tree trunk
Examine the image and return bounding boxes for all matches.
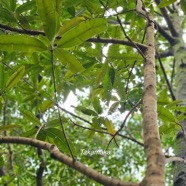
[136,1,165,185]
[173,13,186,186]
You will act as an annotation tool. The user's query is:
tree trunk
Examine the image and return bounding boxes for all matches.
[136,1,165,185]
[173,12,186,186]
[173,41,186,185]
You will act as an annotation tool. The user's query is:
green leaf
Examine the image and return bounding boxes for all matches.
[104,118,116,135]
[0,63,6,90]
[45,128,71,153]
[75,106,98,116]
[58,17,86,36]
[0,156,4,166]
[57,18,107,48]
[10,0,16,11]
[0,124,20,132]
[54,48,84,73]
[22,127,38,137]
[157,88,169,104]
[159,122,176,135]
[158,0,177,8]
[0,35,47,52]
[36,129,46,141]
[103,67,113,101]
[16,0,36,14]
[95,62,109,87]
[53,0,63,15]
[20,109,41,125]
[46,119,61,128]
[109,67,115,86]
[108,102,119,115]
[158,105,177,123]
[0,6,16,22]
[36,0,60,41]
[6,66,25,89]
[92,97,102,114]
[40,100,54,113]
[181,0,186,15]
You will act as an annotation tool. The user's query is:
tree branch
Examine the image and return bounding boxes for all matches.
[0,23,147,52]
[154,0,179,37]
[88,37,147,52]
[0,136,139,186]
[165,156,186,164]
[155,22,176,44]
[156,49,176,100]
[0,23,44,35]
[157,49,174,58]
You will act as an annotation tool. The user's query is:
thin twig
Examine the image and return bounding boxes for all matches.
[106,99,142,150]
[156,49,176,100]
[51,48,74,160]
[116,15,146,59]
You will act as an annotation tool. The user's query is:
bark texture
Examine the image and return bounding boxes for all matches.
[136,1,165,185]
[173,14,186,186]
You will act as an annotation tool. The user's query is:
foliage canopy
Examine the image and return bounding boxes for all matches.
[0,0,186,185]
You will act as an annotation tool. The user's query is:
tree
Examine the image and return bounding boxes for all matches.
[0,0,185,185]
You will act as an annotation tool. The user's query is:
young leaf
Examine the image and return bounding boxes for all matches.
[6,66,25,89]
[104,118,116,135]
[54,48,84,73]
[0,35,47,52]
[57,18,107,48]
[36,0,60,41]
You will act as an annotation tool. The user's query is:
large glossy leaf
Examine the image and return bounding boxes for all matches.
[54,48,84,73]
[57,18,107,48]
[0,35,47,52]
[36,0,60,41]
[6,66,25,89]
